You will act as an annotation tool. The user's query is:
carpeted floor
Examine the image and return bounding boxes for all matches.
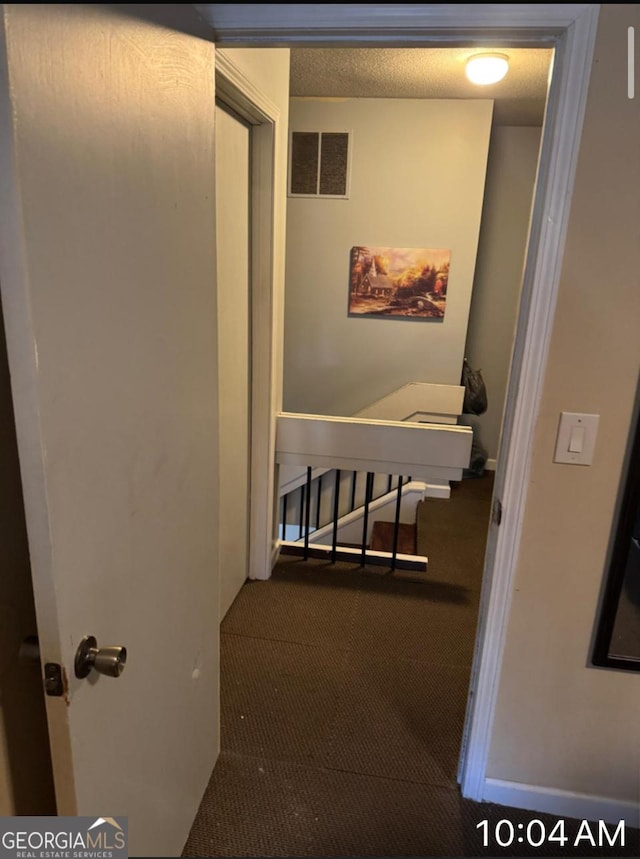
[183,474,639,857]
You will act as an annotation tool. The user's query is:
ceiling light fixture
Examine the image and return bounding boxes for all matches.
[465,53,509,86]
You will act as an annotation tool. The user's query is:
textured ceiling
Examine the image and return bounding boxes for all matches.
[290,47,554,126]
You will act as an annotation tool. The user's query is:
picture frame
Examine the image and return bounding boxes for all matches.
[348,245,451,320]
[592,399,640,671]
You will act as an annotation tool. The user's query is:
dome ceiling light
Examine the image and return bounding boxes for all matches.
[465,53,509,86]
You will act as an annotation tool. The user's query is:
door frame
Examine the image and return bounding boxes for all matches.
[204,4,600,804]
[215,51,281,582]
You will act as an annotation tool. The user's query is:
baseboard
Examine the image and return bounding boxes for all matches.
[485,458,497,471]
[424,481,451,499]
[482,777,640,828]
[270,540,282,570]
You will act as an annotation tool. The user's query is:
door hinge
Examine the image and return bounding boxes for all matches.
[492,498,503,527]
[44,663,65,697]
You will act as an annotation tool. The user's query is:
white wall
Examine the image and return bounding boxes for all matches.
[487,3,640,808]
[283,97,493,417]
[462,126,541,461]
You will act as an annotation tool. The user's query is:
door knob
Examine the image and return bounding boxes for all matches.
[74,635,127,679]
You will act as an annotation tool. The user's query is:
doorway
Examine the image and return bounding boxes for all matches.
[275,50,547,797]
[203,3,599,809]
[215,100,252,620]
[232,48,551,792]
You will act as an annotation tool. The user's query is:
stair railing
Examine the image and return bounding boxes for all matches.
[275,412,473,575]
[279,466,412,571]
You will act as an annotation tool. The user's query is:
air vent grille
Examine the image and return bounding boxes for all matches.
[289,131,350,198]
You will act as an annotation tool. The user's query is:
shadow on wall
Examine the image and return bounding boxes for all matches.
[0,298,56,814]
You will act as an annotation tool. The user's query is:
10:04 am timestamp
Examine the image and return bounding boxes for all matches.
[477,819,625,849]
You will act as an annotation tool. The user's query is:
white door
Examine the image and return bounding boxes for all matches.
[215,104,252,620]
[0,7,220,857]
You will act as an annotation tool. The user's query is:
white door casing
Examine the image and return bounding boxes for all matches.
[216,103,251,620]
[214,51,282,581]
[199,2,600,804]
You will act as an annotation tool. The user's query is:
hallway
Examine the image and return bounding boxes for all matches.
[184,475,638,857]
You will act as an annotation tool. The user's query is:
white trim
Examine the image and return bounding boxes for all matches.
[203,1,601,810]
[215,52,280,583]
[197,5,593,41]
[485,458,497,472]
[215,50,280,122]
[482,778,640,829]
[459,4,600,802]
[281,540,427,573]
[424,481,451,499]
[277,380,463,497]
[275,411,472,481]
[279,466,449,500]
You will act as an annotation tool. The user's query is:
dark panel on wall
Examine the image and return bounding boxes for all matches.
[319,132,349,196]
[290,132,319,195]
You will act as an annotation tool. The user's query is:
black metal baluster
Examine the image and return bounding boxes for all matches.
[298,485,305,541]
[315,475,323,531]
[281,492,288,541]
[391,475,404,572]
[361,471,374,567]
[350,471,357,511]
[387,474,393,494]
[303,466,312,560]
[331,469,341,565]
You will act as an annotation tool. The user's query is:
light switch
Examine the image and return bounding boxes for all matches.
[554,412,600,465]
[568,425,585,453]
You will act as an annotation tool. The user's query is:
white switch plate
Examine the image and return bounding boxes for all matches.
[554,412,600,465]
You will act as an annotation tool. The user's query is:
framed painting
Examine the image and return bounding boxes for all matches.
[349,245,451,320]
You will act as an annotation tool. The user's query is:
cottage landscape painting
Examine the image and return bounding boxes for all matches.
[349,246,451,319]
